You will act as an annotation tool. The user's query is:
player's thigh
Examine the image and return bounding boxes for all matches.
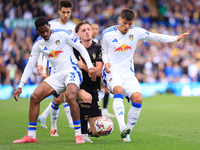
[65,68,82,100]
[77,89,92,103]
[32,81,56,102]
[89,116,101,137]
[44,72,66,95]
[105,71,122,94]
[123,75,142,101]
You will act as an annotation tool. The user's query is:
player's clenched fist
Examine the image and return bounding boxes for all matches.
[105,63,111,74]
[88,68,96,81]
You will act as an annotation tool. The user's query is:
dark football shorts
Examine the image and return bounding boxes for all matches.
[89,93,102,118]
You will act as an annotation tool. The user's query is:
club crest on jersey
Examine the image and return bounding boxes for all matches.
[55,40,60,45]
[92,53,96,60]
[129,34,134,41]
[114,44,132,52]
[68,30,72,34]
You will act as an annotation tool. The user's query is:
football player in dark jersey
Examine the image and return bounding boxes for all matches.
[74,21,103,142]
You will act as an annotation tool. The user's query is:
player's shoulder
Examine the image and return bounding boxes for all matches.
[49,18,59,24]
[93,41,101,49]
[51,29,71,36]
[101,25,117,40]
[102,25,116,35]
[130,25,146,32]
[68,20,76,26]
[32,36,43,47]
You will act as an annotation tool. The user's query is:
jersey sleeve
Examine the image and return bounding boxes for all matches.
[37,53,43,66]
[18,45,41,88]
[101,33,109,64]
[42,56,47,74]
[137,27,178,42]
[66,35,94,69]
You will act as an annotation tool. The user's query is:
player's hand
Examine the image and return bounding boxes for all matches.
[14,88,22,101]
[105,63,111,74]
[78,56,86,69]
[88,67,96,81]
[37,65,43,76]
[177,31,190,41]
[41,73,47,80]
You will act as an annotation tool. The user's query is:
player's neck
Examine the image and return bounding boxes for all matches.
[58,18,68,24]
[81,40,92,48]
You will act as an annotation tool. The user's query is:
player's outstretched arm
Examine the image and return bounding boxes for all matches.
[14,88,22,101]
[177,31,190,41]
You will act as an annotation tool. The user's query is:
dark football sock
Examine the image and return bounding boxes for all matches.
[103,93,109,108]
[80,103,91,134]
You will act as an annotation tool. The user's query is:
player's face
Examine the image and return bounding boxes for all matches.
[58,7,71,23]
[118,17,133,34]
[36,24,51,41]
[77,24,92,41]
[91,24,99,38]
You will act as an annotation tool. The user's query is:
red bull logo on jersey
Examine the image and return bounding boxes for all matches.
[114,44,132,52]
[48,48,63,58]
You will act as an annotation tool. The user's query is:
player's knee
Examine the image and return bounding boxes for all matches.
[131,93,143,104]
[82,94,92,103]
[30,93,40,104]
[65,94,76,103]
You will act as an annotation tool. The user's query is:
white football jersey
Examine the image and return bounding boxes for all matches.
[38,19,76,68]
[101,25,178,72]
[19,29,93,88]
[49,19,76,36]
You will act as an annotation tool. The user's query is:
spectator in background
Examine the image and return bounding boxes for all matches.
[6,57,18,90]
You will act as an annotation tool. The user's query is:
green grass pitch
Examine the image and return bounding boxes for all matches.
[0,94,200,150]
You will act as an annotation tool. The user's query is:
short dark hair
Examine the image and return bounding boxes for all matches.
[120,9,135,21]
[75,21,91,33]
[59,0,72,10]
[35,16,48,29]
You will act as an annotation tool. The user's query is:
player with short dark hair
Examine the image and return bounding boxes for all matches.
[101,8,190,142]
[74,20,104,142]
[13,16,96,144]
[37,0,76,135]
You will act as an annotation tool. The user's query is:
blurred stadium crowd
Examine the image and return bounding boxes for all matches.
[0,0,200,88]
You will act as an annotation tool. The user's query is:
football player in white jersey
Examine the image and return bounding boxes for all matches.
[13,16,96,144]
[37,0,75,135]
[101,8,190,142]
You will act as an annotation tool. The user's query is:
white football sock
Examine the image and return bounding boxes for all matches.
[127,102,142,130]
[113,94,126,130]
[28,122,37,139]
[50,102,60,130]
[102,108,108,114]
[42,102,51,119]
[73,120,81,136]
[63,102,73,125]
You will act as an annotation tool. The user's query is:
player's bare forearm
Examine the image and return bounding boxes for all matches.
[78,62,88,72]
